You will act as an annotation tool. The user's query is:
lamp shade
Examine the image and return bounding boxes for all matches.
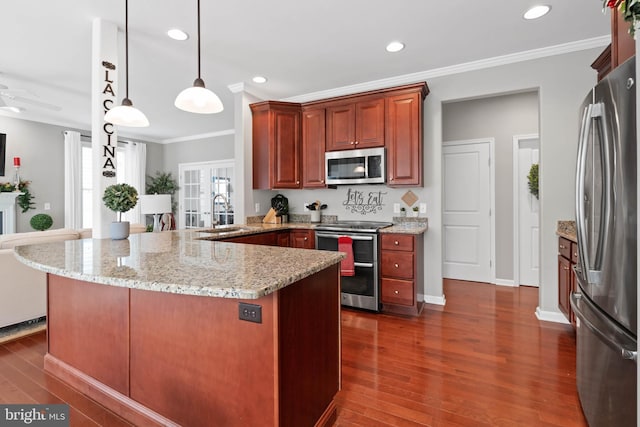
[174,79,223,114]
[104,99,149,127]
[140,194,171,214]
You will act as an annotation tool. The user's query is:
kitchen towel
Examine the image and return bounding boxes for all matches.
[338,236,355,277]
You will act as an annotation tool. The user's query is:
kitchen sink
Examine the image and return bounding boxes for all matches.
[197,226,251,234]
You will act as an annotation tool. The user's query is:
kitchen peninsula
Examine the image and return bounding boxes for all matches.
[15,230,344,427]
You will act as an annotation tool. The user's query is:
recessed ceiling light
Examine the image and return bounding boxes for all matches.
[523,5,550,20]
[386,41,405,53]
[252,76,268,84]
[167,28,189,41]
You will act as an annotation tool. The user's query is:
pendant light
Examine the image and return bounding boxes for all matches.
[174,0,224,114]
[104,0,150,127]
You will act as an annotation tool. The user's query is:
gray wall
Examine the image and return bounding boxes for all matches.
[442,91,539,281]
[160,134,235,179]
[0,115,163,233]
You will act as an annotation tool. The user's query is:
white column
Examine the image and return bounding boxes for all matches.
[91,18,119,238]
[634,21,639,427]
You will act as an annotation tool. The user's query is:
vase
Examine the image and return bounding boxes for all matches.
[310,210,321,223]
[110,221,130,240]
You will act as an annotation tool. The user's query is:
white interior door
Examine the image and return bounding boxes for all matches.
[178,160,235,229]
[516,138,540,286]
[442,141,492,283]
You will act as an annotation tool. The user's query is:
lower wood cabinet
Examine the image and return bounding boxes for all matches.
[380,233,424,316]
[223,229,315,249]
[557,236,578,328]
[290,229,315,249]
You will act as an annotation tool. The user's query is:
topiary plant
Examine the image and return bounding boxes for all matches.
[30,213,53,231]
[102,183,138,222]
[528,163,539,199]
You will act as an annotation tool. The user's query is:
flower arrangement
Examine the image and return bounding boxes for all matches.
[0,180,35,213]
[604,0,640,35]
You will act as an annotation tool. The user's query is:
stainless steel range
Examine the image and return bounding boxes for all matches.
[315,221,392,311]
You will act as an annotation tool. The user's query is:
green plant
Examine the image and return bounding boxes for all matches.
[146,224,154,232]
[400,207,406,212]
[103,183,138,222]
[30,213,53,231]
[604,0,640,35]
[528,163,539,199]
[146,171,179,213]
[412,206,419,212]
[0,180,36,213]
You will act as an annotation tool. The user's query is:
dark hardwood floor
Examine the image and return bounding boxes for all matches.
[0,279,586,426]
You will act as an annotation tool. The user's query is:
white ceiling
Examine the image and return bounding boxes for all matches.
[0,0,611,143]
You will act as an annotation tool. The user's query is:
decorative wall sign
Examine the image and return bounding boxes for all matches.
[343,188,386,215]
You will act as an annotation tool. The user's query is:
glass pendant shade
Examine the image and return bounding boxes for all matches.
[104,98,150,127]
[175,78,223,114]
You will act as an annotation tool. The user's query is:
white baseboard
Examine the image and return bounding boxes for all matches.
[494,279,516,287]
[535,307,570,324]
[424,294,446,306]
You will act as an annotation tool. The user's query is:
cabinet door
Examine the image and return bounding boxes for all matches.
[290,230,315,249]
[355,98,385,148]
[326,104,355,151]
[301,108,326,188]
[386,92,422,187]
[558,255,571,319]
[272,109,301,188]
[381,251,414,279]
[612,9,635,68]
[276,231,290,247]
[381,278,414,306]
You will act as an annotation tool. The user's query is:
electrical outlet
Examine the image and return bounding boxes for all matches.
[419,203,427,213]
[239,302,262,324]
[44,202,51,211]
[393,203,400,213]
[255,202,260,213]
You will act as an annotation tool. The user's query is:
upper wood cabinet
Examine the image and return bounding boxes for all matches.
[326,98,385,151]
[611,9,634,69]
[251,101,301,190]
[386,85,428,187]
[301,107,326,188]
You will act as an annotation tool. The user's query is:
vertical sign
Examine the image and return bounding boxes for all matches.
[91,18,118,238]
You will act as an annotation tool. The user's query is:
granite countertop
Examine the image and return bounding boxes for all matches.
[381,217,428,235]
[14,230,344,300]
[557,220,577,242]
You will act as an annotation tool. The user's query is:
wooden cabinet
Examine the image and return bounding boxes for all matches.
[386,87,426,187]
[301,107,326,188]
[380,233,424,316]
[277,231,290,247]
[290,229,315,249]
[558,236,578,328]
[251,101,301,189]
[224,231,279,246]
[591,10,634,81]
[326,98,385,151]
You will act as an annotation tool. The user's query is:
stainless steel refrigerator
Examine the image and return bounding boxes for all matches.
[571,57,637,427]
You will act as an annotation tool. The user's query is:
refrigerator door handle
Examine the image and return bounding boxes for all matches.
[571,292,637,364]
[592,102,612,284]
[575,103,592,284]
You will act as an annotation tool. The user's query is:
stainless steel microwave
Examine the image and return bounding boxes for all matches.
[325,147,386,185]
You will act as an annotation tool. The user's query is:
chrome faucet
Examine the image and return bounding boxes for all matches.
[211,193,229,228]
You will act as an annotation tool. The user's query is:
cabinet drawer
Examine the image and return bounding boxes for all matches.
[571,241,579,264]
[381,252,414,279]
[381,234,414,252]
[558,237,571,260]
[381,278,414,306]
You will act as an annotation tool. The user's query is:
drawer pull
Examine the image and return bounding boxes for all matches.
[394,263,399,268]
[304,237,308,241]
[563,266,570,270]
[394,290,399,294]
[559,244,565,249]
[394,241,399,245]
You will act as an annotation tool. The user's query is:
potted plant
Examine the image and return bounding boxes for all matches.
[30,213,53,231]
[103,183,138,240]
[412,206,420,217]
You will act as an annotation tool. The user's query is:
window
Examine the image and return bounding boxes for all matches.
[80,144,127,228]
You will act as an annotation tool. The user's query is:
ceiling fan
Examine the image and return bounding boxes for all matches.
[0,83,62,112]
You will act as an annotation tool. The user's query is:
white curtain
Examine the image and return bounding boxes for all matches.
[122,142,146,224]
[63,130,82,229]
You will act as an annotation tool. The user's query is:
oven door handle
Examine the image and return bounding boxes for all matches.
[353,262,374,268]
[317,234,374,241]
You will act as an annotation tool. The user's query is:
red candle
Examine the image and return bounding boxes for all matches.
[13,157,20,167]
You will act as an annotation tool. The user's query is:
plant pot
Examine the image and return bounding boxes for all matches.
[110,221,130,240]
[412,211,419,218]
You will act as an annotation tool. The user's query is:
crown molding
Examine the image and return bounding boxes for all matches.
[284,36,610,103]
[160,128,235,144]
[227,82,245,93]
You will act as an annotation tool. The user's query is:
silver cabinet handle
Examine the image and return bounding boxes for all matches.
[559,244,565,249]
[622,349,638,361]
[354,262,373,268]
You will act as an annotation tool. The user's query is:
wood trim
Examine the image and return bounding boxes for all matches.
[44,354,179,427]
[314,400,337,427]
[302,82,429,109]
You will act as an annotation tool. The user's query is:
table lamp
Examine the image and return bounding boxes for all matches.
[140,194,171,232]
